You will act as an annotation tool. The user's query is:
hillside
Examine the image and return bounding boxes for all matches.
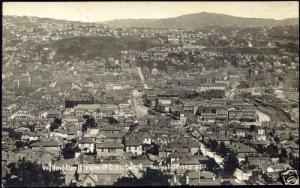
[50,36,155,59]
[103,12,299,28]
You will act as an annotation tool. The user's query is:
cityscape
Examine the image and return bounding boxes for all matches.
[2,2,299,186]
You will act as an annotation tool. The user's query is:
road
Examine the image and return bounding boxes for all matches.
[248,96,294,125]
[256,110,271,123]
[132,90,148,119]
[3,52,15,80]
[5,51,15,67]
[188,128,224,167]
[227,82,239,99]
[137,67,149,89]
[132,67,149,119]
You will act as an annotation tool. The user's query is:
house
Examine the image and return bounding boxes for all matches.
[74,104,118,118]
[97,131,124,143]
[125,138,143,155]
[21,132,42,142]
[216,107,228,120]
[96,142,124,158]
[228,109,256,122]
[212,135,231,145]
[257,127,266,135]
[181,139,200,155]
[183,101,198,114]
[47,110,61,120]
[235,126,247,138]
[278,141,299,158]
[234,168,252,181]
[251,140,270,149]
[228,143,257,162]
[77,163,138,186]
[98,126,122,135]
[64,164,77,186]
[2,151,8,167]
[180,158,201,170]
[140,133,152,145]
[60,129,78,141]
[194,155,209,169]
[64,92,95,108]
[30,139,63,152]
[159,147,175,158]
[78,137,95,154]
[153,134,171,146]
[84,128,99,139]
[169,149,190,164]
[197,112,216,123]
[184,170,218,186]
[62,118,80,130]
[247,156,271,169]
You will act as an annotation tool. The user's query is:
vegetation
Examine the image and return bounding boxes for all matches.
[15,140,31,149]
[223,151,239,178]
[265,143,279,158]
[221,180,232,185]
[82,115,97,132]
[8,129,22,140]
[114,167,170,186]
[289,155,300,171]
[205,158,220,175]
[49,118,62,131]
[145,144,160,156]
[51,36,155,59]
[62,142,76,159]
[5,160,64,187]
[261,173,273,184]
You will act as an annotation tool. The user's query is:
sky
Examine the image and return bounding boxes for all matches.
[3,1,299,23]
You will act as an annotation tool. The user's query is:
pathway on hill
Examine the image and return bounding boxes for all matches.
[137,67,149,89]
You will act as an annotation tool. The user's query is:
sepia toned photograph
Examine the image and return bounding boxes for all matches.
[2,1,299,186]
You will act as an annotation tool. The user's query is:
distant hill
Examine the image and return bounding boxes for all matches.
[3,15,82,24]
[103,12,299,28]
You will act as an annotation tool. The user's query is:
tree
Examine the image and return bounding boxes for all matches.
[289,155,299,171]
[279,148,288,162]
[114,167,170,186]
[249,125,256,132]
[223,151,239,178]
[146,144,160,156]
[62,143,76,159]
[221,180,232,185]
[274,136,280,143]
[245,173,259,185]
[82,115,97,132]
[15,141,29,149]
[9,129,22,140]
[205,158,219,175]
[266,144,279,157]
[50,118,62,131]
[255,144,265,154]
[261,173,273,184]
[208,139,218,152]
[5,160,64,187]
[217,142,228,157]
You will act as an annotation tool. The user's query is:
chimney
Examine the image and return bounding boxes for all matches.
[174,175,177,184]
[186,175,189,185]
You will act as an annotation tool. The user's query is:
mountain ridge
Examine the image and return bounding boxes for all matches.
[102,12,299,28]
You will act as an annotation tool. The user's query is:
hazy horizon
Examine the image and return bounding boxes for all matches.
[3,2,299,23]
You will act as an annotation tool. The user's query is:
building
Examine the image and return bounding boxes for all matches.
[74,104,118,118]
[65,92,95,108]
[125,138,143,155]
[96,142,124,158]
